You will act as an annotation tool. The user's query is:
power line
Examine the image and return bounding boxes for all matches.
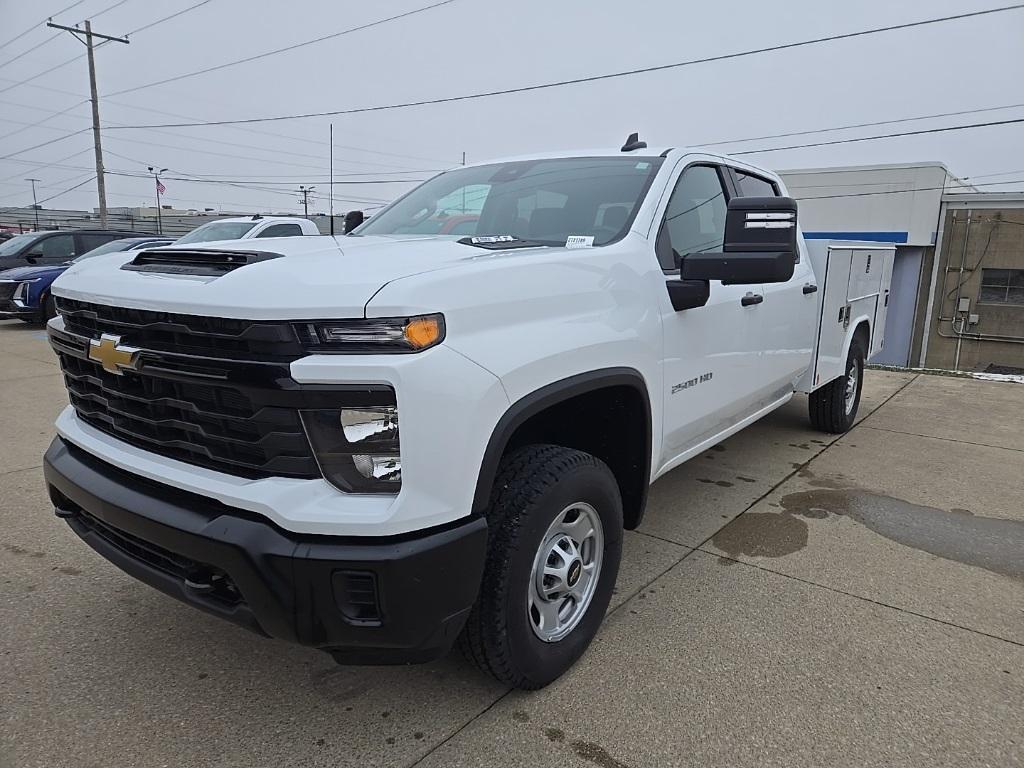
[0,0,207,96]
[0,0,84,53]
[105,4,1024,129]
[122,0,213,37]
[794,178,1024,201]
[731,117,1024,155]
[701,102,1024,147]
[105,0,457,97]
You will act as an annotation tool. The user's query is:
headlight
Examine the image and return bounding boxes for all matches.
[301,402,401,493]
[13,279,39,303]
[294,314,444,353]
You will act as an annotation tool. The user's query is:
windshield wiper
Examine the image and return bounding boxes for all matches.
[457,235,552,250]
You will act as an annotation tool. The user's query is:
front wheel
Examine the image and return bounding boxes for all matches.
[809,336,865,433]
[458,444,623,689]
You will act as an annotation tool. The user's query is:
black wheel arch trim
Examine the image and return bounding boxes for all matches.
[471,367,653,527]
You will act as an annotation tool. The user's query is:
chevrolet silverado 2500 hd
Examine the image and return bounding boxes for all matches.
[43,137,893,689]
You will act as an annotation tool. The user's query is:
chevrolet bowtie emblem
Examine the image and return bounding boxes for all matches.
[88,333,141,375]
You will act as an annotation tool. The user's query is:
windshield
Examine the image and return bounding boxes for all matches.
[0,232,46,256]
[356,156,665,246]
[175,221,256,244]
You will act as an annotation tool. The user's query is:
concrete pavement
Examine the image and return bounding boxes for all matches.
[1,320,1021,768]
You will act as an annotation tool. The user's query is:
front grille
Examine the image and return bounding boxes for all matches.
[56,297,304,361]
[74,508,242,606]
[0,283,17,302]
[59,352,321,479]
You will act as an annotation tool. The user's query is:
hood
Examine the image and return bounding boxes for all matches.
[0,263,68,281]
[50,235,496,319]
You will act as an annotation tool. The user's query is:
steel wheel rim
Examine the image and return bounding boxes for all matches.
[527,502,604,643]
[845,361,859,415]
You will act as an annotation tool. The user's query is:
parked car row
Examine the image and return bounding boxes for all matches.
[0,216,319,324]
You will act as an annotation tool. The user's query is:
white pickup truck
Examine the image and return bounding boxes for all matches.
[174,214,320,243]
[43,137,893,689]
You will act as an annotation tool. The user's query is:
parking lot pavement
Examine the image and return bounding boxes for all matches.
[1,325,1021,768]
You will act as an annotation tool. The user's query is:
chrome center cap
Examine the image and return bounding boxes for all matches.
[567,559,583,587]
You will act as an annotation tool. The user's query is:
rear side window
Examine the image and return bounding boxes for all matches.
[255,223,304,238]
[79,233,117,252]
[657,165,728,271]
[733,170,779,197]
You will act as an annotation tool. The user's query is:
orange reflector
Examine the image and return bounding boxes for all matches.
[404,316,442,349]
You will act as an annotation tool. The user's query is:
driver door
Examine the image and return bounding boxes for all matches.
[655,163,765,463]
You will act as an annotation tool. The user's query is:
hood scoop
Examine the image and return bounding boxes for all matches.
[121,248,282,277]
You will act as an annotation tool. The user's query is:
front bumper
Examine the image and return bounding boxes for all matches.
[0,300,39,320]
[44,437,488,664]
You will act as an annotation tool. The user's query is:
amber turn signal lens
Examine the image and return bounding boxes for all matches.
[404,315,443,349]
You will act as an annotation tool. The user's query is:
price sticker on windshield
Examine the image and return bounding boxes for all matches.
[565,236,595,249]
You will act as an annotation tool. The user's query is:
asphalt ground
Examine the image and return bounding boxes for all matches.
[1,319,1021,768]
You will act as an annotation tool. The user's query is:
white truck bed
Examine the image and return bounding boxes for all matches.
[797,241,896,393]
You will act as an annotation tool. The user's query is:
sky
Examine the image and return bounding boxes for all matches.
[0,0,1021,216]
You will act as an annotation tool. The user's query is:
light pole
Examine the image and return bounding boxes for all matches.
[25,178,40,230]
[148,166,168,234]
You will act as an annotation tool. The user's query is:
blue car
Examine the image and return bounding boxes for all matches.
[0,236,173,323]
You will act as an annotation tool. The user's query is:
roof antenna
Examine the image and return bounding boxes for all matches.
[621,132,647,152]
[251,213,263,221]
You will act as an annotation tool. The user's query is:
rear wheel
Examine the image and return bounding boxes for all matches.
[809,335,865,433]
[458,444,622,689]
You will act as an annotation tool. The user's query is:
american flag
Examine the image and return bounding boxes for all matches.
[156,179,166,195]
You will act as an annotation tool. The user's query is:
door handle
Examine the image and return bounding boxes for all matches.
[741,293,764,307]
[802,283,818,295]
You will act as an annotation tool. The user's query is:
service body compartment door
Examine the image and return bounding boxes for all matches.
[812,247,854,388]
[797,242,896,392]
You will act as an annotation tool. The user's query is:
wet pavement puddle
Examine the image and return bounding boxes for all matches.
[711,485,1024,580]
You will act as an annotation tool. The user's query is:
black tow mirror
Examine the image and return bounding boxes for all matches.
[680,196,798,284]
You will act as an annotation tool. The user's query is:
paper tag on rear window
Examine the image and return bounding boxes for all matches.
[565,235,595,249]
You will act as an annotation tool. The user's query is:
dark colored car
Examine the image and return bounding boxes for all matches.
[0,235,171,323]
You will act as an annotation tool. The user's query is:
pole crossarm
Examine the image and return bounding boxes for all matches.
[46,21,129,44]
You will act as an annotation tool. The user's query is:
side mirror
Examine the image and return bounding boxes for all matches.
[344,210,364,234]
[680,196,798,284]
[25,249,42,264]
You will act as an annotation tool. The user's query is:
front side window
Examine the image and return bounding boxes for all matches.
[733,170,779,198]
[356,157,664,246]
[38,234,75,261]
[657,165,728,271]
[176,221,256,244]
[255,223,304,238]
[979,268,1024,305]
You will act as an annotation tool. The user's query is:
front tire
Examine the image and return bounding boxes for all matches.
[458,444,623,689]
[809,335,865,433]
[42,293,57,322]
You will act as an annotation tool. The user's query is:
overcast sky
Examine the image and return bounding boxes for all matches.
[0,0,1021,215]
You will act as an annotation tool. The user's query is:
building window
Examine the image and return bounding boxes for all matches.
[979,268,1024,305]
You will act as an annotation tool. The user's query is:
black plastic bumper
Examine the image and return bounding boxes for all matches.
[43,437,488,664]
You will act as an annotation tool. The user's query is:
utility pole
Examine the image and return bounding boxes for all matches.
[47,18,129,229]
[148,167,168,235]
[25,178,40,230]
[298,185,316,217]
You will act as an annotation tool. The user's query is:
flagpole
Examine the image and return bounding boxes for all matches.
[148,166,167,235]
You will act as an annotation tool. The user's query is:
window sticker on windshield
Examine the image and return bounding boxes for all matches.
[468,235,517,244]
[565,235,595,249]
[635,162,650,170]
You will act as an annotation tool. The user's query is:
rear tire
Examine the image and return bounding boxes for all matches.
[458,444,623,689]
[809,335,865,433]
